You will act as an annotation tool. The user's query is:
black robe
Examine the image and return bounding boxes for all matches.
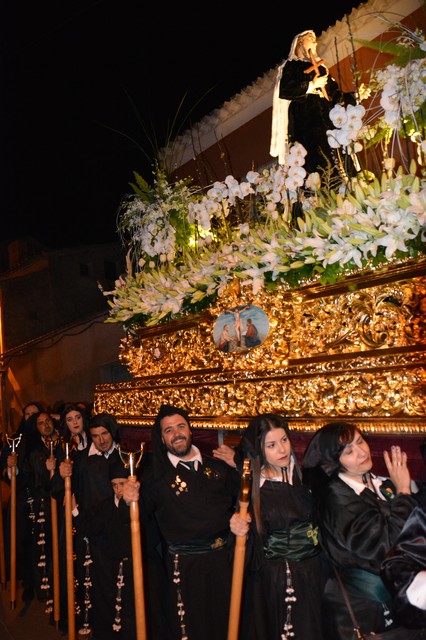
[20,440,56,604]
[279,58,357,180]
[57,447,120,635]
[80,488,173,640]
[319,476,426,639]
[238,475,326,640]
[381,505,426,630]
[0,433,37,594]
[74,494,135,640]
[140,455,240,640]
[49,438,87,632]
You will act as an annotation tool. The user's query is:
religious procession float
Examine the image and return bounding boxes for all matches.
[94,11,426,471]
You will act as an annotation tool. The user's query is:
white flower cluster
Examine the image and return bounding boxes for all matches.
[118,171,196,267]
[327,104,366,153]
[103,161,425,326]
[131,198,176,262]
[378,58,426,130]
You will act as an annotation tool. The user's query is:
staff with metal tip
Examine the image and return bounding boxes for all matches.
[118,443,146,640]
[227,457,252,640]
[63,441,76,640]
[48,437,61,630]
[6,434,22,609]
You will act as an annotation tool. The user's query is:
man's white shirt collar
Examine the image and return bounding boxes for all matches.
[88,441,117,458]
[168,444,202,470]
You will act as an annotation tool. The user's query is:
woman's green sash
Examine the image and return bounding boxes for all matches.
[264,522,320,560]
[341,567,392,605]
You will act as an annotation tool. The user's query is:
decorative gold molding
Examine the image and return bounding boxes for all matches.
[94,260,426,433]
[114,417,426,436]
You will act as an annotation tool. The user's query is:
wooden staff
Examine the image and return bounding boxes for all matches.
[0,481,5,589]
[0,438,6,588]
[6,434,21,609]
[64,443,76,640]
[304,51,330,101]
[118,444,146,640]
[227,458,252,640]
[49,439,60,629]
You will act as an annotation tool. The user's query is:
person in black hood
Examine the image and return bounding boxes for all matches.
[54,411,122,637]
[380,441,426,632]
[302,422,426,640]
[0,401,47,603]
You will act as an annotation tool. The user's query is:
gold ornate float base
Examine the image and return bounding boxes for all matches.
[94,260,426,435]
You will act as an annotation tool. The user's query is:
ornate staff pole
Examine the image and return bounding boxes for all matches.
[49,439,60,629]
[227,457,252,640]
[118,444,146,640]
[6,434,21,609]
[64,442,76,640]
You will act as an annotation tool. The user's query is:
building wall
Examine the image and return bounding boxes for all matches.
[1,314,129,433]
[0,240,127,433]
[0,241,124,350]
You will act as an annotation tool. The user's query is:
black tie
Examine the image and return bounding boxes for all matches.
[180,460,197,472]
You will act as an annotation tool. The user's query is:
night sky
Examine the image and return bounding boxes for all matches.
[4,0,365,249]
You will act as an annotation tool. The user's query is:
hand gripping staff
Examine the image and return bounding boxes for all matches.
[117,443,146,640]
[6,433,22,609]
[227,457,252,640]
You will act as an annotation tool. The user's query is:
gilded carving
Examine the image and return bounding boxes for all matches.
[94,261,426,433]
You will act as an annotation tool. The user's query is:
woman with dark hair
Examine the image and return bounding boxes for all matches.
[59,402,91,451]
[302,422,426,640]
[230,414,325,640]
[50,403,91,633]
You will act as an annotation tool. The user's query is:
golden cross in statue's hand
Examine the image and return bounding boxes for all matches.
[304,51,329,101]
[304,54,325,76]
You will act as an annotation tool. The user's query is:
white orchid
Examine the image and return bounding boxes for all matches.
[327,103,365,151]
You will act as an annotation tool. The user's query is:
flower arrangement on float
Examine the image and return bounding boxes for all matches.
[101,22,426,331]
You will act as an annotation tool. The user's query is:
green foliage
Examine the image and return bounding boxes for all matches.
[355,37,426,66]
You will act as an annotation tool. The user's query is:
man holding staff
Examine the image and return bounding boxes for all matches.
[122,404,241,640]
[54,412,121,639]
